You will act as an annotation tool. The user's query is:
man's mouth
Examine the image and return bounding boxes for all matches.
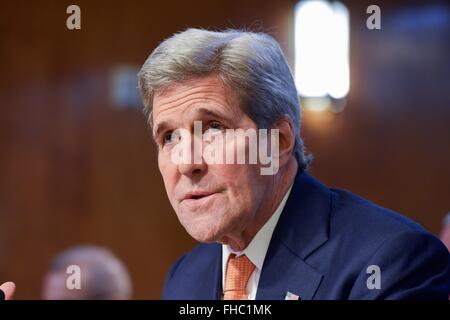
[181,191,219,207]
[183,191,215,201]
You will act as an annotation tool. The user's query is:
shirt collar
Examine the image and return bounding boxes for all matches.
[222,184,293,272]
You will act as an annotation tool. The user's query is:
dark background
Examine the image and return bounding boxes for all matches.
[0,0,449,299]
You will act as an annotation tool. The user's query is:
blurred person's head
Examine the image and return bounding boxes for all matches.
[439,212,450,251]
[41,245,132,300]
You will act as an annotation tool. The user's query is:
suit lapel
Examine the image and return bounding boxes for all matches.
[194,243,223,299]
[256,171,332,300]
[256,239,323,300]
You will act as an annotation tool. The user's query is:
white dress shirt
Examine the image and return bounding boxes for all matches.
[222,185,293,299]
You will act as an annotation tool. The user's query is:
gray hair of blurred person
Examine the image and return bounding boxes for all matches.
[48,245,132,300]
[138,28,311,170]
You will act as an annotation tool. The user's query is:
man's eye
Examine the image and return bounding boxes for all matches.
[163,131,179,145]
[206,121,224,132]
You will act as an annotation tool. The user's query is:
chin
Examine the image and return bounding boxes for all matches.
[177,207,237,243]
[182,221,225,243]
[186,227,221,243]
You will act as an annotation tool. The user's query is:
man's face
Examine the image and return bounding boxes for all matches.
[152,75,272,244]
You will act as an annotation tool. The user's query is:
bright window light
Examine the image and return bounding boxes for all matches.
[294,0,350,99]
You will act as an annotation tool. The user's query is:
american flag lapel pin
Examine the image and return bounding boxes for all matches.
[285,291,300,300]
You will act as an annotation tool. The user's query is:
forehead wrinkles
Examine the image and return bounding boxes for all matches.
[153,82,242,121]
[157,81,224,104]
[155,92,226,118]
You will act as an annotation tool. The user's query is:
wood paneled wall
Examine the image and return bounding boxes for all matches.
[0,0,449,299]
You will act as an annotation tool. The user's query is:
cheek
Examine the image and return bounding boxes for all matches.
[158,153,177,199]
[212,164,259,206]
[231,167,269,213]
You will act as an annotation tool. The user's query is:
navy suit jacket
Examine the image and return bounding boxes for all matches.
[162,171,450,299]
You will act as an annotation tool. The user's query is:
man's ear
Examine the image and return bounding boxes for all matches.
[273,115,296,167]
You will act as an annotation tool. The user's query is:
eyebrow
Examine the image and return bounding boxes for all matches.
[196,107,231,122]
[153,121,171,139]
[153,107,233,139]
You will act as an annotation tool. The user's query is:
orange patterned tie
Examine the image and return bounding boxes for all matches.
[223,254,255,300]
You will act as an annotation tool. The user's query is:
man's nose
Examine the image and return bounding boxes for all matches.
[178,160,207,177]
[177,135,207,177]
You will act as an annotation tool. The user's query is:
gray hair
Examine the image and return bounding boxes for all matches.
[138,28,311,170]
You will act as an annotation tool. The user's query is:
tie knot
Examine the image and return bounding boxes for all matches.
[223,254,255,299]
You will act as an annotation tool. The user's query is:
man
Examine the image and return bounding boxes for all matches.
[41,245,132,300]
[138,28,450,300]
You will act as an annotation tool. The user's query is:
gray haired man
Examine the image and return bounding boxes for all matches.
[138,28,450,300]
